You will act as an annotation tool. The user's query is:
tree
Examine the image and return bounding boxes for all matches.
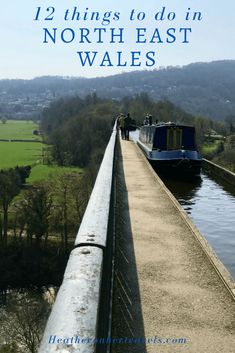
[0,167,31,242]
[50,173,73,250]
[226,134,235,150]
[49,172,90,249]
[41,96,115,167]
[0,342,19,353]
[20,183,52,248]
[225,114,235,134]
[70,173,91,223]
[0,293,50,353]
[0,170,21,241]
[194,116,211,149]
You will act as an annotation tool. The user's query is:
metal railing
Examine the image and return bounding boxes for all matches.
[38,122,117,353]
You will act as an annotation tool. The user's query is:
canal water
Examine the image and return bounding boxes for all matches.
[162,172,235,279]
[130,131,235,279]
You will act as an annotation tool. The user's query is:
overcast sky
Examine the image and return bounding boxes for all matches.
[0,0,234,79]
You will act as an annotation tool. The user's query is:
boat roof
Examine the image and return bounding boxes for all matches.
[152,122,194,128]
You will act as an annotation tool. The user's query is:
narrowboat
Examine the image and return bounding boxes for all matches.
[137,122,202,175]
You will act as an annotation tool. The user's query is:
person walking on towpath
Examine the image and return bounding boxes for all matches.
[124,113,131,140]
[118,114,125,139]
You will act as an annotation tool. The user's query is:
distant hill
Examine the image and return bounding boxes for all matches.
[1,60,235,120]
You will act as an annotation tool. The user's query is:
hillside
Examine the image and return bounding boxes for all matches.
[0,60,235,120]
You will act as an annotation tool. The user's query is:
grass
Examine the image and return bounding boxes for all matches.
[0,141,43,169]
[201,140,223,156]
[0,120,41,140]
[202,143,218,155]
[0,120,83,182]
[28,165,83,183]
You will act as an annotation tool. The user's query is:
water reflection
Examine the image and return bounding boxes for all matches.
[162,174,202,204]
[163,172,235,279]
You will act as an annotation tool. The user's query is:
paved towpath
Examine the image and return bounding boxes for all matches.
[112,137,235,353]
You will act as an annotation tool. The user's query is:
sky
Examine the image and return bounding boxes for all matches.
[0,0,235,79]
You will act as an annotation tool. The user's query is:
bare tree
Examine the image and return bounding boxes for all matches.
[49,172,90,249]
[0,293,50,353]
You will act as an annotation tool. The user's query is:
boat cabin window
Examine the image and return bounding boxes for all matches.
[167,127,182,150]
[146,125,197,151]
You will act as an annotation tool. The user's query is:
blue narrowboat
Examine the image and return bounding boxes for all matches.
[137,122,202,175]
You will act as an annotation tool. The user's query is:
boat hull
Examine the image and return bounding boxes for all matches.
[137,140,202,176]
[149,159,201,176]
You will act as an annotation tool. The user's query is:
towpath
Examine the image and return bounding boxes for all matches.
[112,137,235,353]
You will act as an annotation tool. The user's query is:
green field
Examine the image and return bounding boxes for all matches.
[0,142,43,169]
[0,120,82,182]
[28,165,83,183]
[0,120,41,140]
[201,140,223,156]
